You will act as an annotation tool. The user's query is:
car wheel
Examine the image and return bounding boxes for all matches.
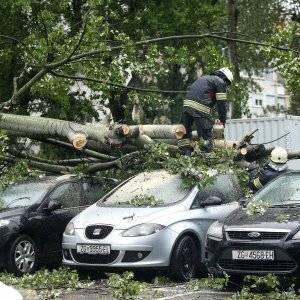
[169,235,198,282]
[6,235,38,276]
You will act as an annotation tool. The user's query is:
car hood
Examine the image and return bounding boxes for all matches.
[0,207,26,220]
[72,203,186,229]
[224,206,300,230]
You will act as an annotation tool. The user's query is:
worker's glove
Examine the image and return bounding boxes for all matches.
[219,117,226,127]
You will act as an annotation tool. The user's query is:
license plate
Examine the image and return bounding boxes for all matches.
[232,250,274,260]
[77,244,110,255]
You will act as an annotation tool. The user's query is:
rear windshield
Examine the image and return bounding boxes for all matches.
[98,170,190,206]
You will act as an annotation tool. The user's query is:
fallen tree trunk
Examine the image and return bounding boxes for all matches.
[1,113,298,175]
[288,152,300,160]
[1,113,185,150]
[0,113,99,149]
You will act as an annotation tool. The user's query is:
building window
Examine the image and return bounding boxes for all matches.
[255,99,263,106]
[265,71,273,81]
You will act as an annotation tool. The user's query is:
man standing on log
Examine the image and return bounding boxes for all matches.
[177,67,233,156]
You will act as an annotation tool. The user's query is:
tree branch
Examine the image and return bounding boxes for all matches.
[64,19,88,64]
[2,31,299,109]
[50,70,186,93]
[42,138,117,160]
[0,34,35,58]
[0,68,48,110]
[7,148,100,166]
[45,32,300,69]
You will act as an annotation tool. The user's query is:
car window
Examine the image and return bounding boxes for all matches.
[191,197,200,209]
[83,179,117,205]
[48,182,82,208]
[196,174,241,206]
[100,170,190,206]
[252,174,300,205]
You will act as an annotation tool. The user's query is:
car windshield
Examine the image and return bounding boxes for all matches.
[252,173,300,206]
[0,180,54,209]
[98,170,190,206]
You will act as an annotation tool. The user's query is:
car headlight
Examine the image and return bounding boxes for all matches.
[207,221,224,239]
[292,230,300,240]
[0,220,10,227]
[123,223,165,237]
[64,222,75,236]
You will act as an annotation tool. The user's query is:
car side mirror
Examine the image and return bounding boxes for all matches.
[44,200,62,212]
[200,196,222,207]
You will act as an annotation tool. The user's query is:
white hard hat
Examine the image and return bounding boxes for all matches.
[270,147,288,163]
[219,67,233,84]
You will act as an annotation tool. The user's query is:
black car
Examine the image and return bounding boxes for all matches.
[205,171,300,277]
[0,174,117,276]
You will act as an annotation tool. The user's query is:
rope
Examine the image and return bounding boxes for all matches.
[250,132,291,145]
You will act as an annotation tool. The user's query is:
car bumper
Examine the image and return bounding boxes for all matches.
[62,227,178,268]
[205,235,300,276]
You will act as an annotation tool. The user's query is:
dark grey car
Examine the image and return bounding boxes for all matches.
[206,171,300,277]
[0,174,117,276]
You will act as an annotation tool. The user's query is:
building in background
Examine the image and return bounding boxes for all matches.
[240,69,290,118]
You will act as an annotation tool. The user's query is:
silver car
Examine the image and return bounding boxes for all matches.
[62,169,242,282]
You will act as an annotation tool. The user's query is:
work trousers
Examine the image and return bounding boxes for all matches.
[178,111,213,154]
[182,111,213,140]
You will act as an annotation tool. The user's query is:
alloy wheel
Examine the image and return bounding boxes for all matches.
[14,240,35,273]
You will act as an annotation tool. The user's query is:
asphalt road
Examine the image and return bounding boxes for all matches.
[13,269,238,300]
[19,284,235,300]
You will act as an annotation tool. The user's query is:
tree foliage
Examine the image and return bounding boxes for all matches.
[0,0,299,181]
[261,21,300,115]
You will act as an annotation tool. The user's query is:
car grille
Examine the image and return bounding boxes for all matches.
[226,231,288,240]
[71,250,119,264]
[219,259,296,272]
[85,225,113,239]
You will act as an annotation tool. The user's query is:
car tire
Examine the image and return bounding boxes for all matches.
[169,235,198,282]
[6,234,38,276]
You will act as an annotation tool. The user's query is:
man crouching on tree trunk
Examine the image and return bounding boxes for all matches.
[177,67,233,156]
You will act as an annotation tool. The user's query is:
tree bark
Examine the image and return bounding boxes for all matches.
[227,0,242,118]
[0,113,94,149]
[1,114,185,149]
[3,113,297,175]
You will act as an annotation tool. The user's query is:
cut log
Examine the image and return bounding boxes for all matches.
[139,124,186,139]
[0,113,100,148]
[213,139,239,149]
[287,152,300,160]
[68,132,87,149]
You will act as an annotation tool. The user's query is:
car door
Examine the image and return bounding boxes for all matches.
[26,180,85,260]
[40,178,117,259]
[44,180,85,255]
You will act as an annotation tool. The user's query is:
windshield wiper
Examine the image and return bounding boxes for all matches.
[271,203,300,208]
[5,197,31,208]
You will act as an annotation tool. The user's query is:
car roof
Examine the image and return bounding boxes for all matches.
[131,169,228,181]
[282,171,300,175]
[4,174,76,186]
[6,174,117,187]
